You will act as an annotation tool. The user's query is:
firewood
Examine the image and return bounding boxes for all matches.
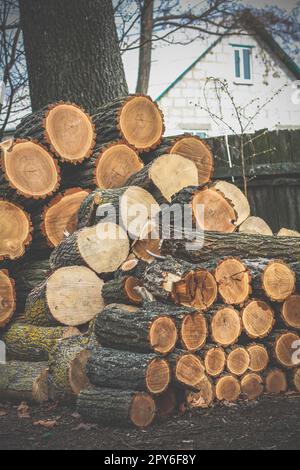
[93,95,164,152]
[142,256,217,311]
[277,228,300,237]
[127,154,199,203]
[239,216,273,235]
[24,266,104,326]
[0,270,16,328]
[0,200,32,260]
[269,331,300,369]
[180,312,208,352]
[1,139,60,199]
[171,186,237,233]
[213,181,250,226]
[281,295,300,330]
[264,368,288,394]
[2,323,80,361]
[214,258,251,305]
[226,346,250,376]
[155,387,178,418]
[246,343,269,373]
[215,374,241,402]
[132,221,161,263]
[0,360,49,403]
[241,300,275,339]
[48,336,91,400]
[49,222,130,275]
[186,375,215,409]
[15,102,96,164]
[200,345,226,378]
[161,231,300,263]
[143,134,214,185]
[77,186,159,240]
[94,303,177,354]
[210,305,242,347]
[168,350,206,390]
[290,369,300,392]
[102,276,143,305]
[86,347,171,395]
[241,373,264,400]
[77,387,156,428]
[118,257,149,279]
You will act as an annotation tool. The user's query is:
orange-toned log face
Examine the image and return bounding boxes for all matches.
[0,201,32,260]
[281,295,300,329]
[175,354,205,388]
[242,300,275,339]
[227,347,250,376]
[215,375,241,402]
[215,258,250,305]
[247,344,269,372]
[129,393,156,428]
[181,313,207,352]
[265,369,287,394]
[3,141,59,198]
[274,332,300,368]
[192,187,236,233]
[0,270,16,327]
[146,358,170,395]
[149,316,177,354]
[241,373,264,400]
[262,261,295,302]
[95,144,143,189]
[43,189,89,247]
[204,347,226,377]
[172,270,217,311]
[211,307,242,346]
[45,104,95,162]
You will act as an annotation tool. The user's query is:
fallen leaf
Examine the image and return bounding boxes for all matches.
[33,419,58,429]
[17,402,30,419]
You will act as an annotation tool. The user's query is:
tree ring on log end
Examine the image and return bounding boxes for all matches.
[119,96,164,151]
[204,347,226,377]
[211,307,242,347]
[0,201,32,260]
[124,277,143,304]
[149,316,177,355]
[172,269,217,312]
[146,358,170,395]
[274,332,300,368]
[281,295,300,329]
[242,300,275,339]
[46,266,104,326]
[215,375,241,402]
[227,347,250,376]
[186,375,215,409]
[0,270,16,327]
[175,354,205,388]
[45,104,95,162]
[215,258,251,305]
[241,373,264,400]
[247,344,269,372]
[181,313,207,352]
[265,369,287,394]
[95,143,144,189]
[262,261,295,302]
[129,393,156,428]
[2,141,60,198]
[214,181,250,226]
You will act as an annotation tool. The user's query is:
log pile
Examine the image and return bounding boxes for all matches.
[1,94,300,428]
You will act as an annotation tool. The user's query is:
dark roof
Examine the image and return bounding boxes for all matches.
[156,11,300,102]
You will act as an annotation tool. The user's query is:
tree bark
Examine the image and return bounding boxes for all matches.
[19,0,128,112]
[136,0,154,94]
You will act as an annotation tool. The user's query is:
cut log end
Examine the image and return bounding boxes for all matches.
[149,316,177,355]
[265,369,287,394]
[211,306,242,347]
[124,277,143,304]
[215,258,251,305]
[42,189,90,247]
[46,266,105,326]
[119,96,164,151]
[204,347,226,377]
[132,221,161,263]
[0,270,16,328]
[215,375,241,402]
[0,201,32,260]
[94,142,143,189]
[227,347,250,376]
[172,269,217,311]
[239,216,273,236]
[69,350,91,396]
[175,354,205,388]
[247,344,269,372]
[146,358,170,395]
[281,295,300,329]
[170,136,214,184]
[192,187,237,233]
[213,181,250,226]
[45,103,95,162]
[274,332,300,368]
[262,260,295,302]
[129,393,156,428]
[186,376,215,409]
[242,300,275,339]
[150,153,198,202]
[2,140,60,198]
[241,373,264,400]
[181,313,207,352]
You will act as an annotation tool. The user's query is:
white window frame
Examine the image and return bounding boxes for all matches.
[232,46,254,85]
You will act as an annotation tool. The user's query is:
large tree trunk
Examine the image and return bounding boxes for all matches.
[19,0,128,112]
[136,0,154,94]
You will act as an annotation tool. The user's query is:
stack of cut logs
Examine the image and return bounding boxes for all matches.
[1,94,300,429]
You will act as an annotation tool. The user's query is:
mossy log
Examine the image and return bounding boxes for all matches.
[92,94,164,152]
[24,266,104,326]
[15,102,96,164]
[1,323,80,361]
[48,336,91,401]
[86,347,170,395]
[0,360,49,403]
[77,387,156,428]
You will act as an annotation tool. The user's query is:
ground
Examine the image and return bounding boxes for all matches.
[0,394,300,450]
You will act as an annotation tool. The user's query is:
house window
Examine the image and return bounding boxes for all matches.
[232,45,253,84]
